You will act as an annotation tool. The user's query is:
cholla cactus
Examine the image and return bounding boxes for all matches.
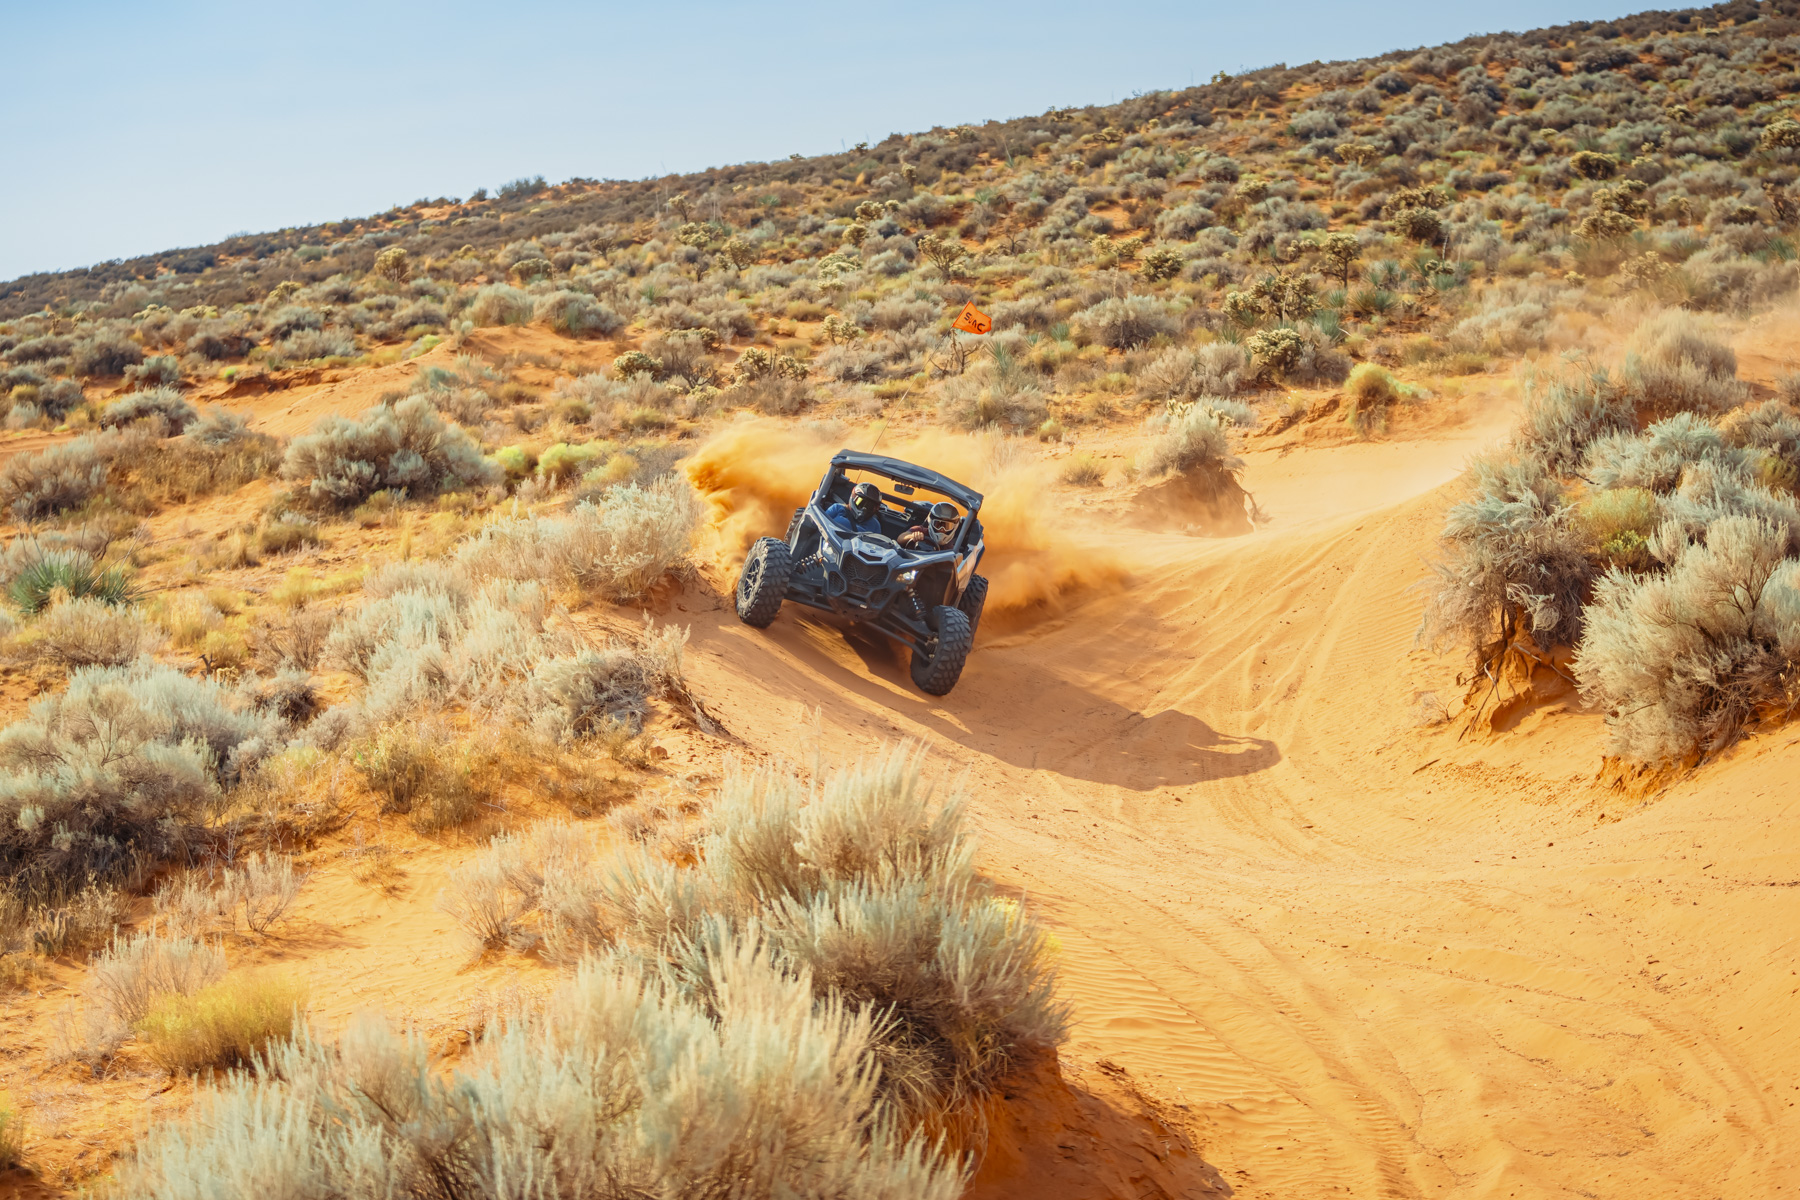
[1570,150,1619,180]
[734,347,774,380]
[1238,176,1271,203]
[1246,327,1307,378]
[265,281,302,305]
[1249,271,1316,321]
[374,247,410,281]
[676,222,711,249]
[1140,246,1183,282]
[1338,143,1382,168]
[1761,118,1800,152]
[510,257,554,282]
[719,236,757,270]
[774,354,807,381]
[917,233,968,277]
[816,252,861,283]
[1392,208,1444,243]
[842,223,869,248]
[1222,290,1262,327]
[672,326,721,351]
[900,162,918,184]
[1575,207,1638,242]
[822,314,862,346]
[613,351,664,380]
[1317,231,1362,288]
[1619,253,1675,290]
[854,201,885,222]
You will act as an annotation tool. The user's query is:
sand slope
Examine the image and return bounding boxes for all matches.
[678,413,1800,1199]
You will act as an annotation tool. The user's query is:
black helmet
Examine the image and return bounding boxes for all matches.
[928,501,960,545]
[849,481,880,520]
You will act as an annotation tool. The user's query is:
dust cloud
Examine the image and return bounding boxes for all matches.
[683,419,1126,618]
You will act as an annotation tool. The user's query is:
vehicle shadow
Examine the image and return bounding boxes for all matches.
[756,611,1279,790]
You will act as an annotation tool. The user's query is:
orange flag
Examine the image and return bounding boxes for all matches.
[951,301,992,335]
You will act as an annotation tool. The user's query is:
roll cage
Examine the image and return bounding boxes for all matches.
[778,451,986,652]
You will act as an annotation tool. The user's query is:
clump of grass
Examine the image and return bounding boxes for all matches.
[0,1095,21,1170]
[136,973,306,1076]
[1058,453,1108,486]
[1343,362,1401,436]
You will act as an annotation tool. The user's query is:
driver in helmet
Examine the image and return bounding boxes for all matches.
[899,501,962,550]
[825,481,885,535]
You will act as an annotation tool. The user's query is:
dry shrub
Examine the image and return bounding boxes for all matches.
[106,939,963,1200]
[1072,295,1175,348]
[1135,343,1250,401]
[455,475,697,601]
[122,413,283,508]
[1422,452,1594,679]
[136,973,306,1076]
[0,662,282,902]
[0,437,108,521]
[1136,401,1254,481]
[26,597,163,667]
[1058,453,1107,486]
[281,396,500,508]
[528,621,691,744]
[0,1097,19,1170]
[1576,515,1800,762]
[1513,369,1634,475]
[1343,363,1401,435]
[351,724,499,834]
[71,931,228,1062]
[1619,310,1748,419]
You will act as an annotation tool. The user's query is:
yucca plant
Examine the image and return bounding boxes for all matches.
[8,550,137,614]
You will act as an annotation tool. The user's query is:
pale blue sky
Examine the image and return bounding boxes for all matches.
[3,0,1644,283]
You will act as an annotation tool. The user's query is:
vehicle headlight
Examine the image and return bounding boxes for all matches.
[897,569,917,584]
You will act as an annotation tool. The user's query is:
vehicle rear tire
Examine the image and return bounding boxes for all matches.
[783,507,804,545]
[736,537,792,628]
[910,605,973,695]
[957,573,988,641]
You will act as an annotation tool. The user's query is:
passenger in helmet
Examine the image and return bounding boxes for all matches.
[899,500,962,550]
[825,480,884,534]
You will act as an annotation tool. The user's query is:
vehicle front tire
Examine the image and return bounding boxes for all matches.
[736,537,792,628]
[956,573,988,641]
[910,605,973,695]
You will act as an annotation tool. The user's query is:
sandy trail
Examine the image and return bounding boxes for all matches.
[679,413,1800,1199]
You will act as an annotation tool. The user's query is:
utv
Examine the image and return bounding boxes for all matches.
[734,450,989,695]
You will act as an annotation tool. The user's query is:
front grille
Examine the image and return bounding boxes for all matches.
[843,556,887,590]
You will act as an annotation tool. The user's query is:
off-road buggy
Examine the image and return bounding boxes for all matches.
[734,450,988,695]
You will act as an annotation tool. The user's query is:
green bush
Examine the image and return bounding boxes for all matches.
[3,540,136,613]
[138,973,307,1076]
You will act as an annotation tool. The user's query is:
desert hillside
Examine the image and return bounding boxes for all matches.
[6,3,1800,1198]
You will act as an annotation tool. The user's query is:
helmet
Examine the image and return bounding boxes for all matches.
[849,482,881,521]
[927,501,961,546]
